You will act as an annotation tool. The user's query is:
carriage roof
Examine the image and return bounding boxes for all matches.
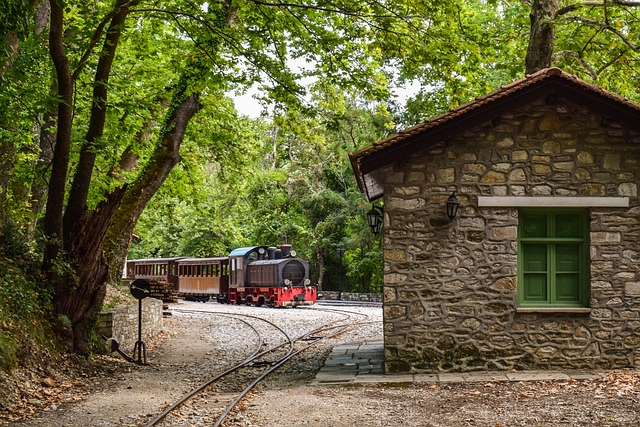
[175,257,228,264]
[127,257,184,264]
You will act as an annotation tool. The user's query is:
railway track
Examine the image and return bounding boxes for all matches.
[144,304,374,427]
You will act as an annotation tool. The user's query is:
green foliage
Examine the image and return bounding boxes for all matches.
[0,219,33,259]
[0,253,51,372]
[551,2,640,100]
[0,0,31,40]
[0,330,19,371]
[128,103,262,258]
[130,93,389,292]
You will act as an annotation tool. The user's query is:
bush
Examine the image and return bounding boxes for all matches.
[0,330,19,371]
[0,254,51,372]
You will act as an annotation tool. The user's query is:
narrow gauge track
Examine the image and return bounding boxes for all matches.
[145,305,372,427]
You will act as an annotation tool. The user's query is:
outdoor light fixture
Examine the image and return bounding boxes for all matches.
[367,205,383,235]
[446,192,460,221]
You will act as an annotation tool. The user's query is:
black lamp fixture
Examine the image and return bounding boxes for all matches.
[367,205,383,235]
[446,192,460,221]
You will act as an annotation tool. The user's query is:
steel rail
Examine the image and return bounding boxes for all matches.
[210,306,376,425]
[144,311,292,427]
[212,320,362,427]
[146,305,370,427]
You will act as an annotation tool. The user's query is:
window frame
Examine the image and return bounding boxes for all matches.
[517,208,590,308]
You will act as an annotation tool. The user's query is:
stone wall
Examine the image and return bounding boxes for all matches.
[382,98,640,373]
[98,298,163,352]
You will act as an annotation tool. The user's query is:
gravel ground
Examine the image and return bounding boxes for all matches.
[3,300,640,427]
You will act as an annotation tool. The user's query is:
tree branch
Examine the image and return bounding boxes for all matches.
[557,1,640,16]
[559,15,639,50]
[72,0,140,80]
[552,50,598,78]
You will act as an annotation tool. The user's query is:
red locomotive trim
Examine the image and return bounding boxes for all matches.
[228,286,316,307]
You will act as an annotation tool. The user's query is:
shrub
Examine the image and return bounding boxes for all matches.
[0,255,51,372]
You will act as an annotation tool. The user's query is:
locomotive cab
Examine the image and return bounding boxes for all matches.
[228,246,269,288]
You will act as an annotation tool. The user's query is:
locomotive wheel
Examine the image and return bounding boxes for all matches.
[256,296,264,307]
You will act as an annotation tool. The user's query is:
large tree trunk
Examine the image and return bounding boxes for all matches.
[58,92,201,354]
[43,0,74,269]
[55,187,127,354]
[42,0,219,354]
[105,95,202,284]
[525,0,560,74]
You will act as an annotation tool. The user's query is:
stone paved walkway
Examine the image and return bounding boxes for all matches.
[313,338,605,385]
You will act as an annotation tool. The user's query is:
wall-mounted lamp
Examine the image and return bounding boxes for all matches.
[446,192,460,221]
[367,205,383,235]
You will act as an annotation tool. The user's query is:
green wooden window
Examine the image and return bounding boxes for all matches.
[518,209,589,307]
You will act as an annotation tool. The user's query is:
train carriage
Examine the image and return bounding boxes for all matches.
[175,257,229,302]
[124,257,184,301]
[124,257,183,282]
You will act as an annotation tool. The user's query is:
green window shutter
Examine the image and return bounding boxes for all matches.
[522,244,548,302]
[518,209,589,307]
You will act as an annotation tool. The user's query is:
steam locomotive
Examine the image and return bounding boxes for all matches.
[124,244,316,307]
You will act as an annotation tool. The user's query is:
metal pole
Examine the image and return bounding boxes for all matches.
[129,279,149,365]
[137,298,142,362]
[132,298,147,364]
[337,248,345,300]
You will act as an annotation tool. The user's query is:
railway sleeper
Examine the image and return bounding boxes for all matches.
[251,360,275,367]
[301,335,324,341]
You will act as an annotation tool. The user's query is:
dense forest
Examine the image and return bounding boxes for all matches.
[1,0,640,365]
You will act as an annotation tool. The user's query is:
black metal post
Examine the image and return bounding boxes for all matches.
[132,298,147,364]
[337,248,345,300]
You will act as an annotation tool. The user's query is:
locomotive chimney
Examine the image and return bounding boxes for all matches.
[267,247,277,259]
[280,244,292,258]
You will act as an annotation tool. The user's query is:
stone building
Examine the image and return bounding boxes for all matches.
[349,68,640,373]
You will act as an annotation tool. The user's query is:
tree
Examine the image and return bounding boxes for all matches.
[525,0,560,73]
[10,0,639,356]
[28,0,486,354]
[524,0,640,94]
[42,0,218,353]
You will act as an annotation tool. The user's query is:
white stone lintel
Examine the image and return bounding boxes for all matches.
[478,196,629,208]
